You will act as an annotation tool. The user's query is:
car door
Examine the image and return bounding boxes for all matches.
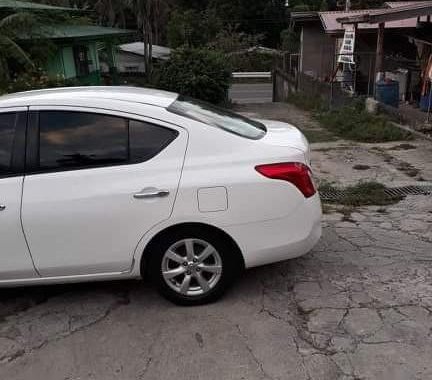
[22,107,187,277]
[0,108,38,280]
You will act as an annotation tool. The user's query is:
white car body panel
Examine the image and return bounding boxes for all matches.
[1,176,38,280]
[22,106,188,277]
[0,87,322,287]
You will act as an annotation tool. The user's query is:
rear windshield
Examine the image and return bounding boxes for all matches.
[167,96,266,140]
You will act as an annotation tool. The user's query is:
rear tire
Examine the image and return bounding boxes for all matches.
[147,228,241,305]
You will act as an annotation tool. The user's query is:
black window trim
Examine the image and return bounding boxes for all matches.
[0,110,28,180]
[25,109,179,176]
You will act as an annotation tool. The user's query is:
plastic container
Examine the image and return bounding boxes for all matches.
[420,93,432,112]
[385,69,408,101]
[376,79,399,108]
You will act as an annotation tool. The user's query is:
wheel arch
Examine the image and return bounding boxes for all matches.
[139,222,245,276]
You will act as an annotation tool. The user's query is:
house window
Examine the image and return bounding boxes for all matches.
[73,45,91,76]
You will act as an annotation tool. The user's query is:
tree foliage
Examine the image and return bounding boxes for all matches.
[208,0,287,46]
[167,8,222,48]
[280,28,300,52]
[0,11,35,83]
[157,48,231,104]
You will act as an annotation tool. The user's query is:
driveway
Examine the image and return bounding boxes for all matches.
[229,83,273,104]
[1,103,432,380]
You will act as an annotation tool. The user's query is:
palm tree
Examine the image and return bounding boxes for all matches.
[0,11,35,83]
[126,0,153,79]
[126,0,169,79]
[94,0,127,27]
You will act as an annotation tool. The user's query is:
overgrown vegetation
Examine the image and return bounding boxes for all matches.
[317,105,412,143]
[157,48,231,104]
[319,181,404,207]
[287,93,412,143]
[0,6,91,94]
[1,69,78,95]
[287,92,327,112]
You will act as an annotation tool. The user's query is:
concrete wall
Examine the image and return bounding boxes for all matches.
[300,23,335,80]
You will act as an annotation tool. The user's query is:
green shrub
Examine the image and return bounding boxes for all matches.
[228,51,274,72]
[2,69,78,94]
[157,48,231,104]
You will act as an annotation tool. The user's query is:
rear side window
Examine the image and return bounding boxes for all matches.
[38,111,178,172]
[0,112,17,175]
[129,120,179,163]
[168,96,266,140]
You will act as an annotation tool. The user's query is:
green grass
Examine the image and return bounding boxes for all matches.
[302,128,338,143]
[319,181,404,207]
[287,93,326,112]
[316,106,412,143]
[287,93,412,143]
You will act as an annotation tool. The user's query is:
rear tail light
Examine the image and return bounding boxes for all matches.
[255,162,316,198]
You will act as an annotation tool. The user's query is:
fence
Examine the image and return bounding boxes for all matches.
[273,53,375,108]
[273,51,426,113]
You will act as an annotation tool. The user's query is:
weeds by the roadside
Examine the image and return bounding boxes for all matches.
[287,93,326,112]
[319,180,404,206]
[287,93,412,143]
[302,128,338,143]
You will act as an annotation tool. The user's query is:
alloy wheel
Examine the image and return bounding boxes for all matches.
[161,238,223,296]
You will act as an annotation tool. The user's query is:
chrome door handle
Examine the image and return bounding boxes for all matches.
[0,205,5,211]
[133,189,170,199]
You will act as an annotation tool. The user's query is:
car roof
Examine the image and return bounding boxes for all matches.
[0,86,179,109]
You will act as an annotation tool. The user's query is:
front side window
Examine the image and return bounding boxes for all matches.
[168,96,266,140]
[0,112,17,176]
[38,111,178,172]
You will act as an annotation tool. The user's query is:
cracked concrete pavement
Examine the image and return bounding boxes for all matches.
[1,102,432,380]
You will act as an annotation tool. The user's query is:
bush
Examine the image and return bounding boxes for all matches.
[1,69,78,95]
[157,48,231,104]
[229,51,274,72]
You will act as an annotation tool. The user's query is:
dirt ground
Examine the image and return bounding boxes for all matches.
[1,102,432,380]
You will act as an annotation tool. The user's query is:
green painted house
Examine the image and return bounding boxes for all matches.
[41,25,134,85]
[1,0,133,85]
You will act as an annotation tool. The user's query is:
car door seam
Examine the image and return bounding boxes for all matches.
[20,174,41,277]
[130,128,190,271]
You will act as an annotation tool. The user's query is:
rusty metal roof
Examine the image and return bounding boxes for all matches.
[319,10,419,33]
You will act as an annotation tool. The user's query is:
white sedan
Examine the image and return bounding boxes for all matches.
[0,87,321,305]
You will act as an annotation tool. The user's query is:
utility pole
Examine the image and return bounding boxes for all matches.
[375,22,385,81]
[345,0,351,11]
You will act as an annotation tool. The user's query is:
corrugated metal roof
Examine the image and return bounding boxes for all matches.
[385,1,431,8]
[0,0,76,11]
[119,42,171,60]
[20,25,134,40]
[319,9,421,33]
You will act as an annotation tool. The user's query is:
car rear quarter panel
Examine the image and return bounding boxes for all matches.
[132,117,320,271]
